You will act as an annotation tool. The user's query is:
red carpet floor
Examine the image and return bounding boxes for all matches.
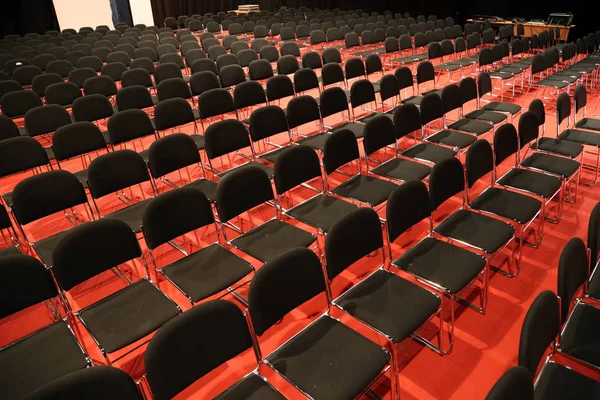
[2,55,600,399]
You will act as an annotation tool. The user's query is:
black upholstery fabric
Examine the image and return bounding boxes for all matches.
[329,121,366,139]
[274,145,322,195]
[440,84,462,114]
[332,174,398,206]
[162,243,252,302]
[323,128,360,174]
[0,115,20,141]
[116,86,155,111]
[0,136,49,178]
[12,170,86,226]
[32,229,74,267]
[287,193,358,232]
[249,105,289,142]
[143,186,212,249]
[394,237,486,294]
[148,134,201,178]
[52,122,106,161]
[83,75,117,97]
[286,95,321,129]
[533,362,600,400]
[0,254,56,319]
[78,278,179,353]
[145,300,254,400]
[336,268,441,341]
[107,109,156,145]
[0,321,88,400]
[518,290,560,375]
[320,86,349,118]
[386,180,431,242]
[497,166,561,198]
[104,200,151,233]
[429,157,464,209]
[470,188,542,224]
[157,78,192,102]
[363,113,396,156]
[216,160,274,179]
[154,98,195,131]
[465,109,507,124]
[558,129,600,147]
[393,103,422,139]
[589,202,600,273]
[520,153,580,179]
[481,102,522,115]
[214,374,285,400]
[325,208,383,280]
[23,366,143,400]
[466,139,494,187]
[534,136,583,158]
[249,248,325,336]
[87,150,150,199]
[198,88,235,119]
[296,132,332,151]
[231,219,315,262]
[24,105,71,137]
[518,111,541,148]
[72,94,114,122]
[448,118,492,136]
[234,81,266,110]
[265,315,389,400]
[371,157,431,183]
[350,79,376,109]
[52,218,141,291]
[559,303,600,368]
[1,90,43,118]
[557,92,571,125]
[434,209,515,254]
[427,129,476,149]
[403,143,456,166]
[485,366,534,400]
[558,237,589,322]
[575,118,600,132]
[216,166,273,222]
[204,119,250,160]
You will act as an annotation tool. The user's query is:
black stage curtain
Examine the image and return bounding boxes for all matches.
[1,0,59,37]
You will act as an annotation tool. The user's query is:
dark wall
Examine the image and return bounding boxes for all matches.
[1,0,59,37]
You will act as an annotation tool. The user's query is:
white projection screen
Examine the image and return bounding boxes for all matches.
[53,0,154,31]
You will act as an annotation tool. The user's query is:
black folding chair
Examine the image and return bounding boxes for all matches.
[247,247,391,399]
[485,367,534,400]
[145,299,284,400]
[0,254,90,399]
[52,218,181,363]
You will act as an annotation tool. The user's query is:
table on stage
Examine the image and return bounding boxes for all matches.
[467,19,574,41]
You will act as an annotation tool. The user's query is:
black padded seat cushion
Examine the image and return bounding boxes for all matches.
[371,157,431,182]
[481,102,521,115]
[447,118,492,136]
[33,229,74,268]
[434,209,515,254]
[104,199,151,233]
[286,194,358,233]
[402,143,456,164]
[231,219,316,262]
[469,187,542,224]
[393,237,486,294]
[296,133,331,151]
[358,112,393,124]
[497,168,562,199]
[216,161,274,179]
[401,95,423,106]
[435,63,461,71]
[534,78,569,89]
[266,315,390,400]
[575,118,600,132]
[0,245,21,258]
[533,137,584,158]
[162,243,252,303]
[534,362,600,400]
[520,153,580,179]
[259,145,291,164]
[558,129,600,147]
[0,321,88,400]
[426,129,477,149]
[215,373,286,400]
[190,134,205,150]
[559,303,600,368]
[79,278,179,353]
[331,174,398,206]
[354,48,385,57]
[464,109,507,124]
[186,178,218,202]
[489,71,514,80]
[328,121,365,139]
[335,269,441,341]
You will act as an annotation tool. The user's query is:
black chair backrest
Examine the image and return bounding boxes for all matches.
[326,207,383,280]
[145,299,254,400]
[249,105,288,142]
[204,119,250,161]
[0,114,20,141]
[429,156,464,210]
[52,218,141,291]
[24,104,71,138]
[0,136,48,178]
[233,80,266,110]
[275,145,321,194]
[157,77,192,101]
[24,366,143,400]
[518,290,560,375]
[588,202,600,274]
[574,84,587,114]
[459,77,478,104]
[116,85,154,111]
[518,111,539,149]
[464,126,494,183]
[493,123,518,166]
[484,366,534,400]
[528,99,545,127]
[386,180,431,243]
[198,88,235,119]
[477,72,492,97]
[154,98,195,130]
[87,149,150,199]
[323,128,359,174]
[319,86,348,118]
[558,237,589,323]
[248,247,325,336]
[0,254,57,320]
[12,170,86,226]
[147,134,200,180]
[52,121,106,162]
[363,113,396,156]
[143,187,213,250]
[107,109,155,146]
[393,103,421,139]
[1,90,43,118]
[556,92,571,126]
[216,166,274,223]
